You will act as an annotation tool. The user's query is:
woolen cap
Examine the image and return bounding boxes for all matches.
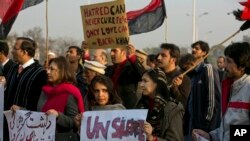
[84,60,106,74]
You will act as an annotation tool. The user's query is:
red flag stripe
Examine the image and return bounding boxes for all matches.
[228,102,250,110]
[1,0,25,24]
[239,0,250,7]
[127,0,163,20]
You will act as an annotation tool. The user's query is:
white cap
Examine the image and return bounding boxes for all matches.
[48,51,56,57]
[84,60,106,74]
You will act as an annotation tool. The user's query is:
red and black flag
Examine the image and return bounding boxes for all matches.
[232,0,250,31]
[127,0,166,35]
[240,0,250,20]
[0,0,44,39]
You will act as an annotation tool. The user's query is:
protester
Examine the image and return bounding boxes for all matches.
[74,75,125,129]
[81,41,90,62]
[66,46,87,99]
[179,53,196,72]
[217,56,227,83]
[84,60,106,85]
[146,54,157,69]
[92,49,108,65]
[4,37,48,141]
[192,42,250,141]
[137,68,184,141]
[11,56,84,141]
[157,43,191,107]
[0,41,16,77]
[44,51,56,69]
[105,44,145,109]
[82,60,106,110]
[184,40,221,140]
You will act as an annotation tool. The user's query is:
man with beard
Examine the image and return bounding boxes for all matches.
[157,43,191,108]
[105,44,145,109]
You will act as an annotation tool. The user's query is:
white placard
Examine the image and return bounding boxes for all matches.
[80,109,148,141]
[194,132,209,141]
[4,110,56,141]
[0,84,4,141]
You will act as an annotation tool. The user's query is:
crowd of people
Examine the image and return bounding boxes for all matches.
[0,37,250,141]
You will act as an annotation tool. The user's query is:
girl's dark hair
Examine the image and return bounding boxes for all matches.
[88,75,122,106]
[49,56,76,84]
[143,68,170,101]
[224,42,250,74]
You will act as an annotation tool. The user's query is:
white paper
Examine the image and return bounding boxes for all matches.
[0,84,4,141]
[194,132,209,141]
[4,110,56,141]
[80,109,148,141]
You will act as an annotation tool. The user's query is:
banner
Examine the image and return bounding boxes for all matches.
[80,0,130,49]
[4,110,56,141]
[80,110,148,141]
[0,84,4,141]
[127,0,166,35]
[0,0,44,39]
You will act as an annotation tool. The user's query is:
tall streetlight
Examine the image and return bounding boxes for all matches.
[196,12,208,40]
[192,0,196,43]
[188,10,208,42]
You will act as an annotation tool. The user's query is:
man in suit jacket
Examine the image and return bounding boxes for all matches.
[0,41,16,77]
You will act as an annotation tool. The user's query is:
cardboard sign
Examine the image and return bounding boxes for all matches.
[81,0,129,49]
[80,109,148,141]
[4,110,56,141]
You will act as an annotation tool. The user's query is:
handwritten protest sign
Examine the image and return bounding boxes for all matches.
[80,109,148,141]
[80,0,129,49]
[4,110,56,141]
[194,133,209,141]
[0,84,4,141]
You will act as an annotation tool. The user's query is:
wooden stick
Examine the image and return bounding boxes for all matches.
[45,0,49,67]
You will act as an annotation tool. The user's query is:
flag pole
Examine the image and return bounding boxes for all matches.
[45,0,49,67]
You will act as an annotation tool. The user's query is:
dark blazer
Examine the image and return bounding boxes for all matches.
[3,59,16,77]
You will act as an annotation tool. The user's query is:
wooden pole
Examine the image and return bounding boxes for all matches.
[45,0,49,67]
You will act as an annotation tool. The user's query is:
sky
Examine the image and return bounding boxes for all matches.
[10,0,250,49]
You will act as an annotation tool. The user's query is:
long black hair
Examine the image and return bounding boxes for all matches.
[88,75,122,106]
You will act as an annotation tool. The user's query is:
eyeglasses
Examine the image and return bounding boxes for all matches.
[47,67,58,71]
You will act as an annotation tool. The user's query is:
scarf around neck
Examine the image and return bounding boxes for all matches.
[42,82,84,113]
